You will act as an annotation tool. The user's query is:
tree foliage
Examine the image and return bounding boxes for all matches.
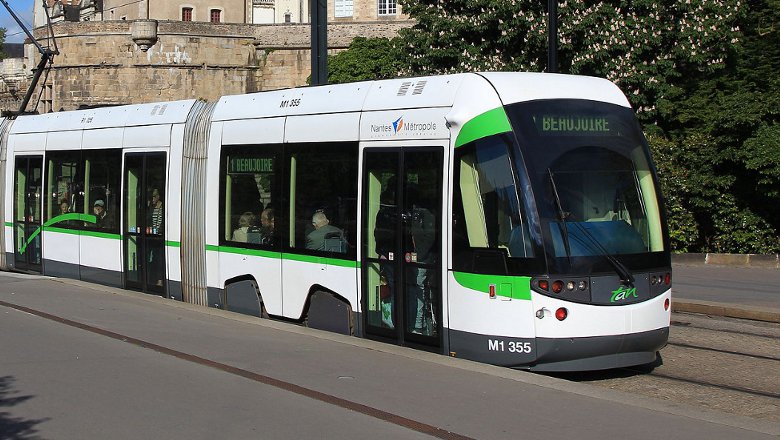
[327,37,405,84]
[0,28,6,60]
[656,0,780,252]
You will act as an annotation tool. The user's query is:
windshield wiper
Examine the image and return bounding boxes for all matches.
[547,168,572,262]
[547,168,634,286]
[570,222,635,286]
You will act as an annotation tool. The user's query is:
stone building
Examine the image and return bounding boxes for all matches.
[37,0,407,25]
[0,44,27,113]
[1,1,411,113]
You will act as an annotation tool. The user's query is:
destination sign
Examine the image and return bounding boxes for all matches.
[535,115,616,136]
[229,157,274,174]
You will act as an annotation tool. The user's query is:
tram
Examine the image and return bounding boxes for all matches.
[0,72,672,371]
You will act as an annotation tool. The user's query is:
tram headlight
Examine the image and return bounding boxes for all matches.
[566,281,575,291]
[577,281,587,291]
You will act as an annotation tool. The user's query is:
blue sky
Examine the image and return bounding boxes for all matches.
[2,0,34,43]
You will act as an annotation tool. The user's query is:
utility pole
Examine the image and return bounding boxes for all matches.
[310,0,327,85]
[0,0,58,115]
[547,0,558,73]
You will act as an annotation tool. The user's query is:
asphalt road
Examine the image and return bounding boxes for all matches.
[1,272,777,439]
[672,264,780,309]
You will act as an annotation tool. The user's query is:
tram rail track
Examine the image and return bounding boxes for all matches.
[665,341,780,362]
[638,369,780,400]
[672,319,779,339]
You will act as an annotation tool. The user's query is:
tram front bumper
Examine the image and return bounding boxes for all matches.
[527,326,669,372]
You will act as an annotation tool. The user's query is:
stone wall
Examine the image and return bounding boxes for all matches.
[0,18,411,113]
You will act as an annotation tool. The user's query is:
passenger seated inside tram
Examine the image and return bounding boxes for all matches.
[248,207,275,246]
[305,211,344,252]
[232,211,256,243]
[93,199,115,229]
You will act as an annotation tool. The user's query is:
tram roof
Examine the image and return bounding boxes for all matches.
[211,72,630,122]
[6,73,631,135]
[481,72,631,108]
[9,99,197,135]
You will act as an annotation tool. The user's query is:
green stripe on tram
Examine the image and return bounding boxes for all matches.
[4,222,12,228]
[213,245,281,259]
[282,252,357,268]
[453,271,532,300]
[454,107,513,148]
[19,213,102,255]
[165,241,181,248]
[79,229,121,240]
[206,244,358,268]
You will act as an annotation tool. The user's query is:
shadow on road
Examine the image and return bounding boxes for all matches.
[0,376,48,440]
[543,353,665,382]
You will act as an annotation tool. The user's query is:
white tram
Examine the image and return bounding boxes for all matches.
[0,73,672,371]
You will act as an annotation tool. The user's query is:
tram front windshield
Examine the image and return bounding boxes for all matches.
[506,99,667,273]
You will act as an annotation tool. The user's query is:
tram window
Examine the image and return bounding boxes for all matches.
[220,146,280,248]
[45,150,120,232]
[83,150,121,232]
[46,151,82,228]
[453,134,534,271]
[285,142,358,255]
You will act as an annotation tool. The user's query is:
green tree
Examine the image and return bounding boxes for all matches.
[327,37,405,84]
[659,0,780,253]
[0,28,6,60]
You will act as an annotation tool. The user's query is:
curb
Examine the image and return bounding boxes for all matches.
[673,299,780,324]
[673,253,780,269]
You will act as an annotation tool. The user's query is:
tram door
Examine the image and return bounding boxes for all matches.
[123,153,167,295]
[13,156,43,273]
[362,148,443,347]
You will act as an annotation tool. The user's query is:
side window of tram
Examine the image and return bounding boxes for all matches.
[221,146,280,248]
[83,151,121,232]
[15,159,42,223]
[452,135,534,270]
[46,151,82,228]
[286,143,358,255]
[45,150,121,231]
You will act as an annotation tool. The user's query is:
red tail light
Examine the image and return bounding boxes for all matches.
[664,273,671,285]
[555,307,568,321]
[664,298,670,311]
[552,280,563,294]
[538,280,549,291]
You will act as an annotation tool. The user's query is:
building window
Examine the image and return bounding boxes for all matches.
[377,0,396,15]
[182,7,193,21]
[335,0,353,18]
[284,12,291,23]
[210,9,221,23]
